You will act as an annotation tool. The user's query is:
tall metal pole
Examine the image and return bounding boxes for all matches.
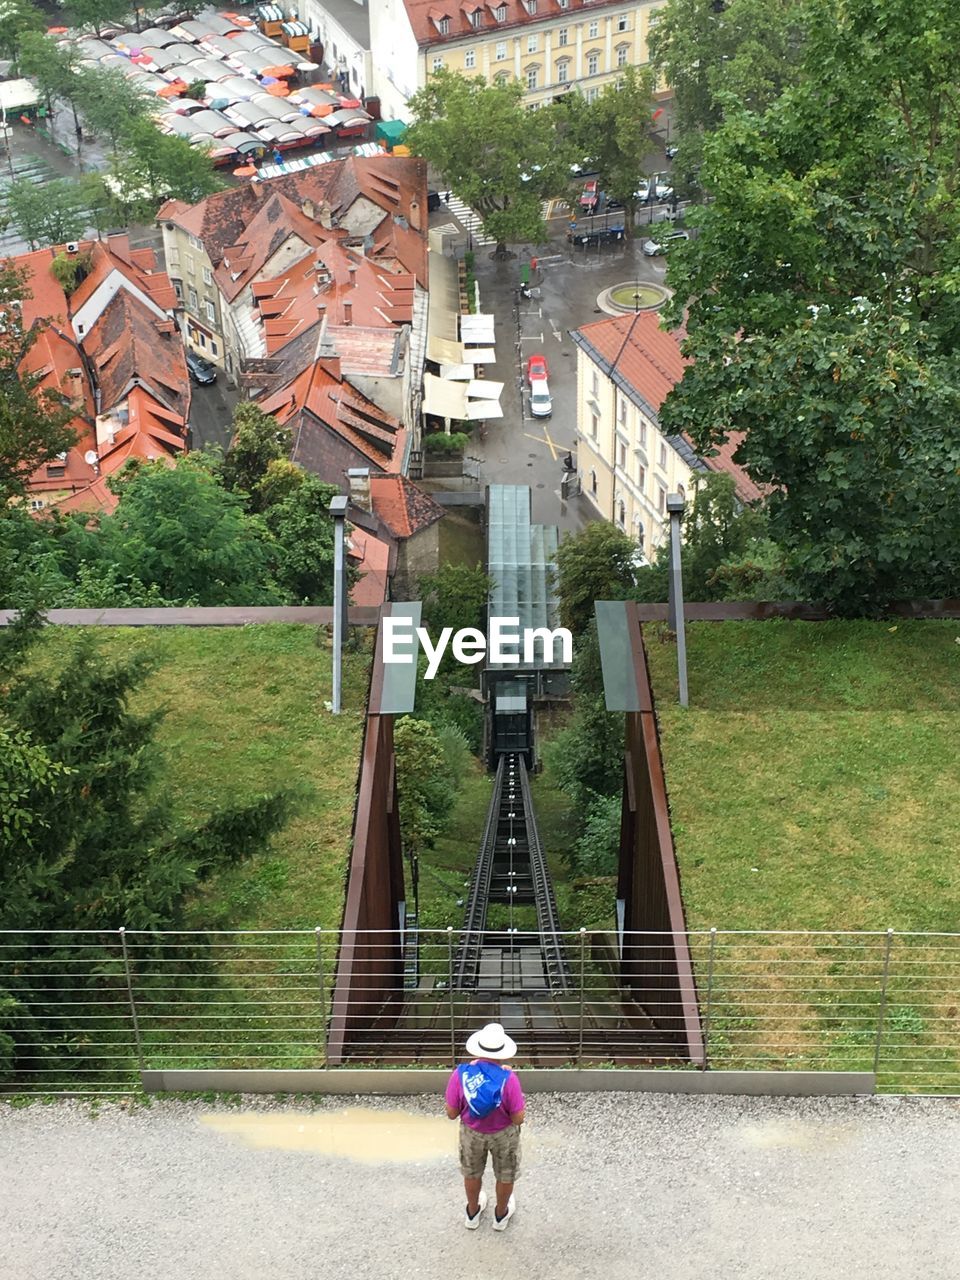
[666,493,688,708]
[578,928,586,1069]
[330,494,349,714]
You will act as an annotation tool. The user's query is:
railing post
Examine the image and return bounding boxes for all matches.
[447,927,456,1068]
[577,928,586,1069]
[873,928,895,1078]
[119,927,144,1073]
[315,927,328,1068]
[701,927,717,1071]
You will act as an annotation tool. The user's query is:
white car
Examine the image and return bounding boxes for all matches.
[641,230,690,257]
[530,378,553,417]
[654,174,674,201]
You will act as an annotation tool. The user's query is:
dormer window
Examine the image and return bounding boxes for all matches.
[495,3,506,17]
[468,6,483,26]
[523,0,536,12]
[438,15,449,32]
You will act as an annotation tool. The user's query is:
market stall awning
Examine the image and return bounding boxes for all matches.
[460,313,496,345]
[439,363,473,380]
[423,372,503,420]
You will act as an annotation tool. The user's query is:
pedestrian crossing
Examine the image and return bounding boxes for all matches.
[444,194,496,247]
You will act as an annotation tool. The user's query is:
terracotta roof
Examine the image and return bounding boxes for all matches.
[369,475,444,540]
[402,0,626,47]
[570,311,761,505]
[347,526,391,607]
[85,290,190,420]
[158,155,429,286]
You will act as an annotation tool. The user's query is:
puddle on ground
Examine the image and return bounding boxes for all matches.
[201,1108,457,1162]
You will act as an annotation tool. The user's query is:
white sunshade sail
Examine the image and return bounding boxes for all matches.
[460,313,496,344]
[423,372,503,420]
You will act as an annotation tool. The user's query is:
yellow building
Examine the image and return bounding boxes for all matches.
[369,0,663,118]
[570,311,760,561]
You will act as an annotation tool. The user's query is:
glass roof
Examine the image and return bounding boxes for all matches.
[486,486,565,670]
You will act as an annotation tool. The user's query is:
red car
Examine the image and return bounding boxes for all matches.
[527,354,549,383]
[579,179,598,210]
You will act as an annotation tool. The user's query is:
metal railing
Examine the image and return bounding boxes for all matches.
[0,928,958,1095]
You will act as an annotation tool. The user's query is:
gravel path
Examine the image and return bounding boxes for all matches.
[2,1093,958,1280]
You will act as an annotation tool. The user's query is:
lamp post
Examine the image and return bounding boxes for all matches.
[330,494,349,714]
[666,492,689,708]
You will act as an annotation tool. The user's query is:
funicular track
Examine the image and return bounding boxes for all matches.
[454,753,569,995]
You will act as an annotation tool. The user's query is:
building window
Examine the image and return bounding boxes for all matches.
[618,499,625,527]
[526,64,539,89]
[617,43,628,66]
[557,25,568,45]
[210,339,219,356]
[587,51,599,75]
[618,396,627,426]
[496,3,506,17]
[31,497,45,510]
[558,0,568,8]
[495,70,510,83]
[591,369,599,397]
[588,19,599,37]
[524,0,537,13]
[527,33,537,52]
[617,12,629,29]
[470,8,482,26]
[197,331,207,349]
[173,280,183,301]
[433,55,444,70]
[465,47,476,67]
[677,482,686,501]
[638,418,647,446]
[437,16,449,33]
[637,463,646,489]
[659,441,667,468]
[188,286,198,312]
[657,484,666,513]
[188,234,202,250]
[590,413,598,439]
[205,299,216,326]
[617,440,627,469]
[495,39,507,59]
[590,469,598,496]
[556,59,569,82]
[202,267,212,285]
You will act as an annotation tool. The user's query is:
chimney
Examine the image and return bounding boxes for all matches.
[343,299,352,325]
[317,200,333,230]
[302,198,316,219]
[348,265,357,287]
[347,467,371,512]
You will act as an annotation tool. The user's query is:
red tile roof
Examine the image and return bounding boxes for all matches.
[571,311,762,504]
[369,475,445,540]
[347,526,392,607]
[402,0,626,47]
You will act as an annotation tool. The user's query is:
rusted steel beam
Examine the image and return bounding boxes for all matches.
[630,600,960,622]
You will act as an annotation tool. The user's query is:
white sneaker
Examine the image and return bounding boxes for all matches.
[492,1194,516,1231]
[465,1189,487,1229]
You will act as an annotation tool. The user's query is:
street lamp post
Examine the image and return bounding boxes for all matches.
[666,492,689,707]
[330,494,349,714]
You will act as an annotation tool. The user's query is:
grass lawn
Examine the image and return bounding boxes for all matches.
[645,620,960,1089]
[32,624,370,931]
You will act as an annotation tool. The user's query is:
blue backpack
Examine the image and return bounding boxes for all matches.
[458,1062,510,1119]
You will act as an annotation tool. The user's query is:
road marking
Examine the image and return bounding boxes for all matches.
[549,321,562,342]
[522,426,561,461]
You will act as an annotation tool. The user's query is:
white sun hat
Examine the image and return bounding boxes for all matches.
[465,1022,517,1061]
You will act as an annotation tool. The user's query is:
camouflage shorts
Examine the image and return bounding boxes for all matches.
[458,1122,522,1182]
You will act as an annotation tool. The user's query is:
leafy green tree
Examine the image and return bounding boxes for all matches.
[564,67,657,222]
[98,456,281,605]
[68,0,131,36]
[18,33,86,154]
[108,117,223,214]
[571,792,621,877]
[660,0,960,609]
[75,67,150,154]
[0,265,77,503]
[648,0,804,175]
[262,473,340,604]
[394,717,458,856]
[406,71,572,255]
[418,562,491,637]
[221,402,293,511]
[0,0,43,65]
[5,179,89,251]
[554,521,638,636]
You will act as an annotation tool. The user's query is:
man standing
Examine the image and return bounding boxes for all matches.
[445,1022,525,1230]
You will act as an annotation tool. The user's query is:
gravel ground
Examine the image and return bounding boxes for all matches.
[2,1093,958,1280]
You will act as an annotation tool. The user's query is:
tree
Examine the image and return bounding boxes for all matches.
[5,179,89,251]
[659,0,960,609]
[18,33,86,155]
[648,0,804,176]
[97,456,281,605]
[75,67,150,155]
[221,402,293,510]
[394,717,457,856]
[108,117,223,217]
[0,265,77,504]
[564,67,657,223]
[406,71,572,255]
[554,521,638,636]
[68,0,131,37]
[418,562,491,637]
[0,0,43,66]
[262,472,340,604]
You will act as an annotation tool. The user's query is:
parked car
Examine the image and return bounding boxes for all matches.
[641,230,690,256]
[654,174,674,201]
[567,224,625,248]
[529,377,552,418]
[527,353,549,383]
[579,179,599,211]
[634,178,652,202]
[427,190,442,211]
[665,144,679,160]
[186,351,218,384]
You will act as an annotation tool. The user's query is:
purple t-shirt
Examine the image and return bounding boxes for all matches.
[445,1061,525,1133]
